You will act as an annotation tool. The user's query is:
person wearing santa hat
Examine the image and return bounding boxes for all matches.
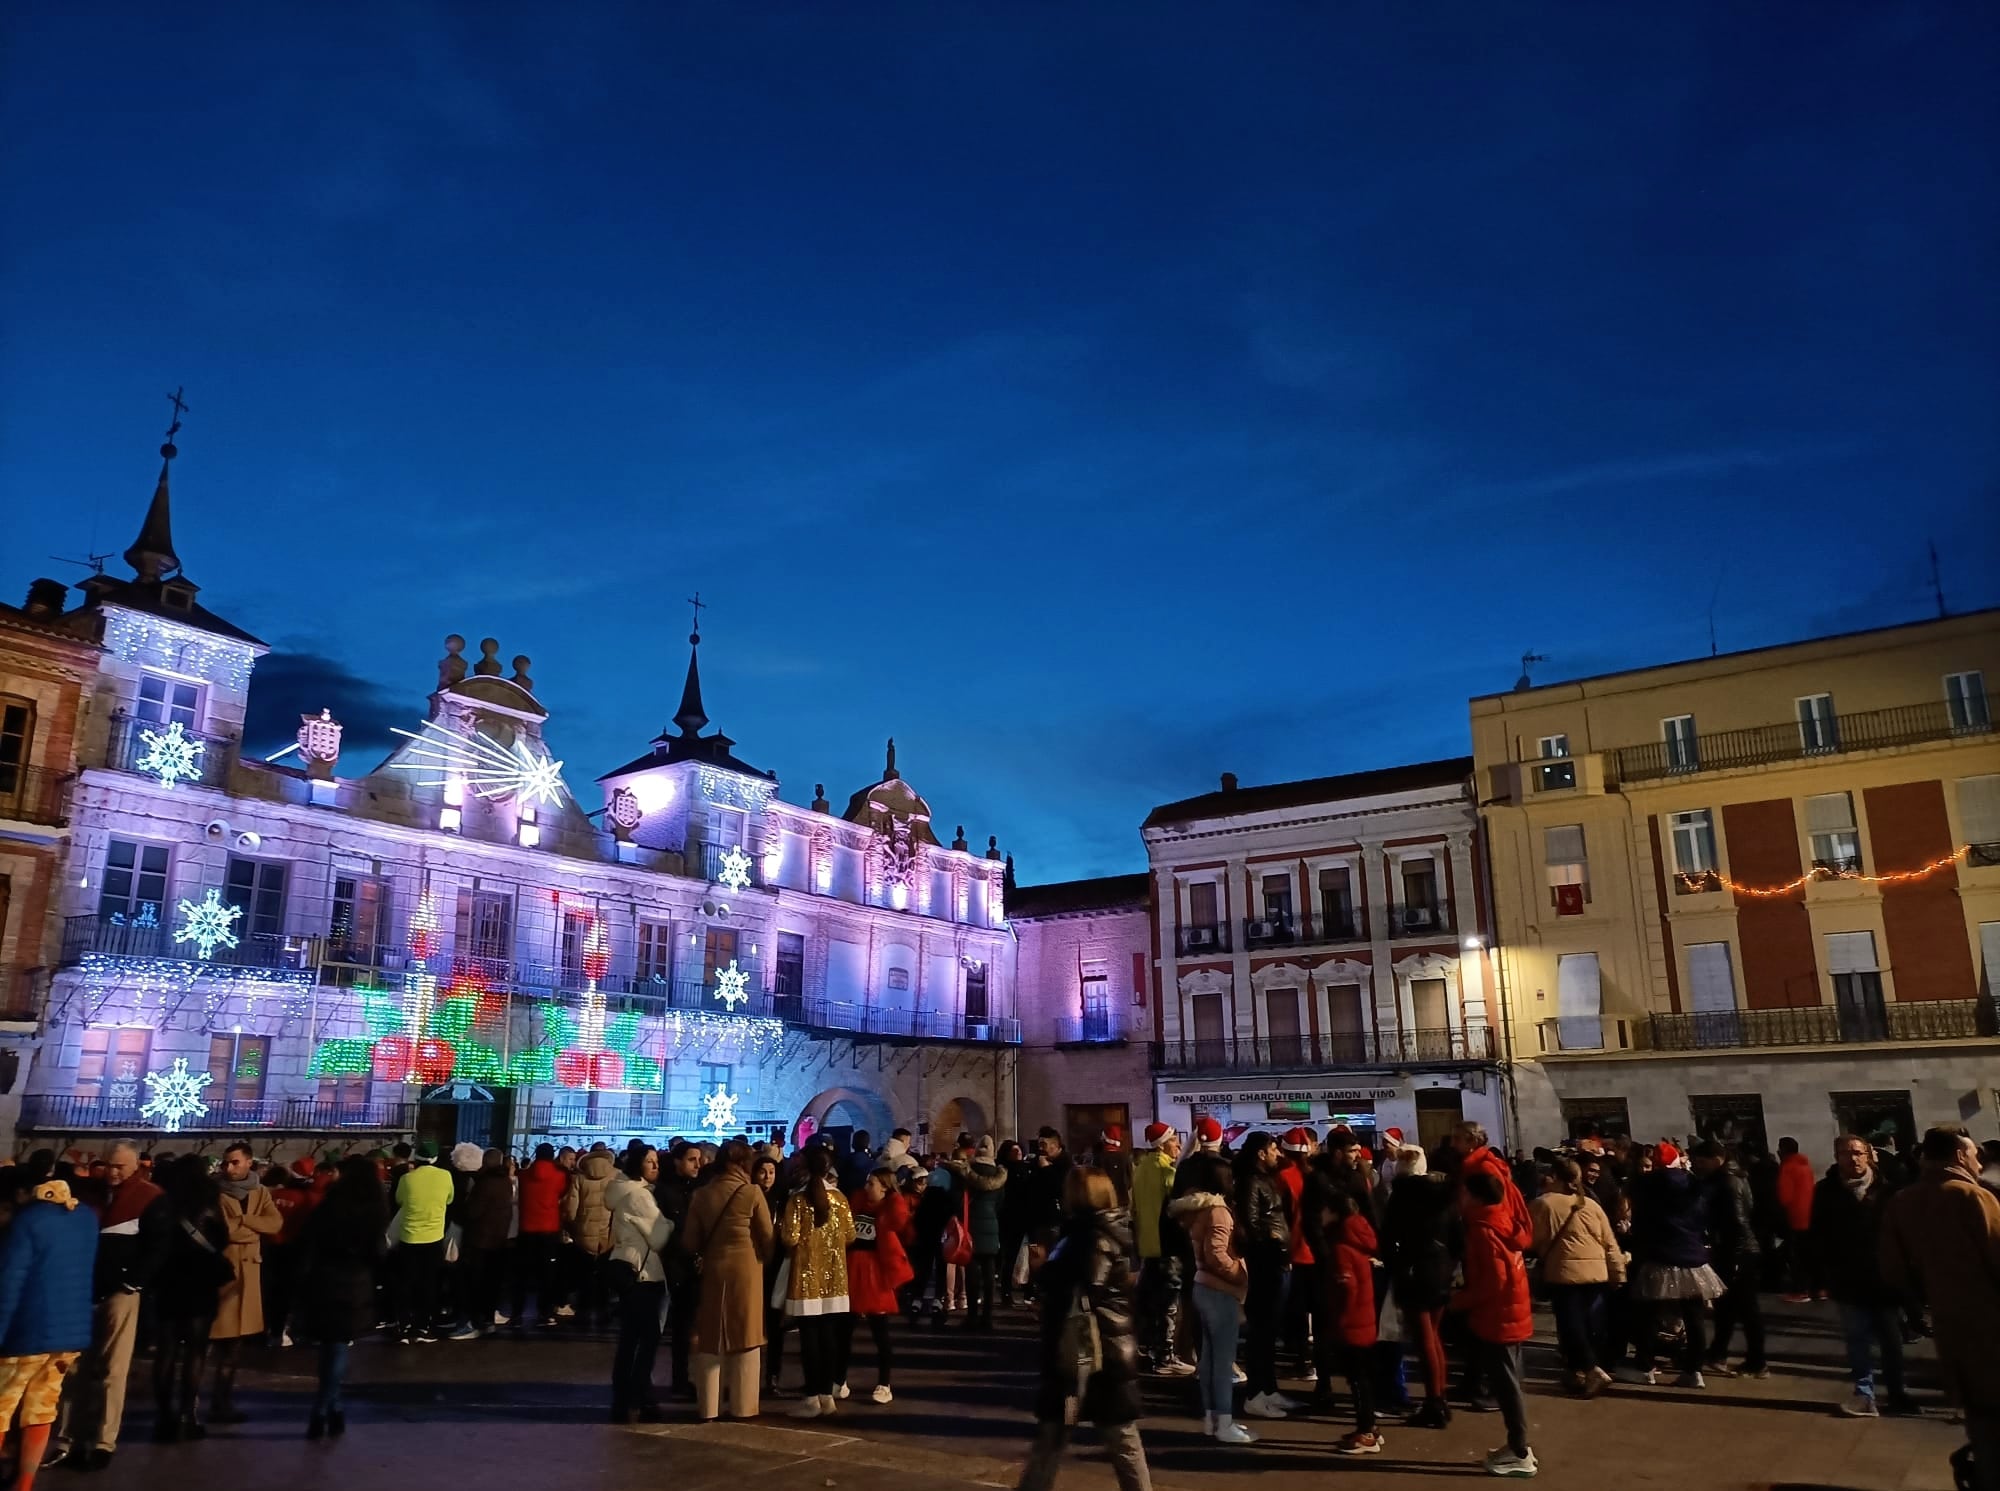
[1096,1127,1134,1210]
[1623,1140,1724,1389]
[1275,1129,1317,1383]
[1132,1123,1190,1376]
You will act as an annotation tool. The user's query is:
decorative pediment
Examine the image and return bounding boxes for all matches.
[1309,957,1374,989]
[1250,961,1311,993]
[1177,967,1232,998]
[1393,950,1458,981]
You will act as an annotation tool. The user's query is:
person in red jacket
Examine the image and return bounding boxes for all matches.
[843,1170,914,1403]
[1276,1128,1316,1381]
[1455,1169,1538,1479]
[515,1145,571,1327]
[1319,1191,1383,1457]
[1775,1138,1821,1302]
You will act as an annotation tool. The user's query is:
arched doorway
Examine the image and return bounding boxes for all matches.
[796,1085,894,1155]
[934,1095,989,1146]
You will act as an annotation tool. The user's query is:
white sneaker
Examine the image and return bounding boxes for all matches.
[871,1384,893,1404]
[1213,1418,1259,1445]
[1270,1391,1305,1413]
[1675,1372,1706,1390]
[1243,1392,1289,1420]
[448,1324,483,1341]
[788,1397,827,1419]
[280,1331,294,1348]
[1616,1366,1659,1385]
[554,1304,576,1319]
[1485,1448,1538,1478]
[493,1312,511,1327]
[820,1394,838,1415]
[834,1382,851,1401]
[1838,1391,1879,1418]
[1586,1367,1614,1393]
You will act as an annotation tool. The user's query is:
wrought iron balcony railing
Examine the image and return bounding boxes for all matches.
[796,998,1021,1045]
[1054,1009,1124,1045]
[1150,1026,1494,1074]
[105,717,232,788]
[61,913,310,970]
[1388,900,1453,938]
[1649,998,2000,1052]
[16,1093,420,1133]
[698,842,766,889]
[1613,695,1994,784]
[0,763,70,827]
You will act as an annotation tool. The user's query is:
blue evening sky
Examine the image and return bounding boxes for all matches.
[3,5,1995,880]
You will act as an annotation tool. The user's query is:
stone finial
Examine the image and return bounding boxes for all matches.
[812,783,830,813]
[473,637,503,677]
[952,824,968,851]
[511,655,534,693]
[986,834,1001,861]
[439,634,468,688]
[298,708,343,781]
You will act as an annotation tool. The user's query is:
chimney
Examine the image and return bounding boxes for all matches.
[23,578,66,617]
[1220,771,1238,793]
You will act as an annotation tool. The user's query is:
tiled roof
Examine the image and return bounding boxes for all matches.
[1008,873,1151,919]
[1143,756,1472,830]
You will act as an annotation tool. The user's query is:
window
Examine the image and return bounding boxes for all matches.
[1560,1096,1630,1142]
[1187,881,1218,931]
[330,873,387,965]
[1544,825,1589,913]
[455,889,513,966]
[99,839,169,924]
[1265,988,1303,1066]
[1411,976,1450,1031]
[1957,777,2000,866]
[317,1073,369,1111]
[1662,714,1699,772]
[559,909,595,985]
[1806,792,1862,874]
[136,674,201,730]
[0,699,31,797]
[703,927,739,986]
[1536,734,1576,791]
[1080,962,1111,1039]
[1688,1094,1766,1152]
[1946,671,1990,733]
[637,921,675,985]
[224,857,287,940]
[697,1062,732,1096]
[1260,873,1293,922]
[773,931,804,1002]
[1797,693,1838,754]
[1189,991,1226,1061]
[207,1033,270,1111]
[1554,951,1602,1051]
[1325,983,1367,1062]
[1686,942,1738,1020]
[711,807,747,850]
[1670,809,1720,891]
[1826,931,1886,1040]
[964,962,988,1023]
[1981,921,2000,999]
[1317,866,1357,937]
[75,1028,151,1109]
[1402,859,1440,913]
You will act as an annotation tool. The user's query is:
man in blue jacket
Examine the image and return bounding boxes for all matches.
[0,1177,100,1491]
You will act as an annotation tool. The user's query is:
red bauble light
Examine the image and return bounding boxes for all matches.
[589,1051,625,1090]
[555,1049,592,1088]
[415,1038,457,1085]
[373,1036,414,1084]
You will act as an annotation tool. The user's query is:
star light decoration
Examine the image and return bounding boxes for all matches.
[135,721,206,788]
[712,959,750,1010]
[701,1081,739,1137]
[140,1057,212,1132]
[715,845,754,892]
[390,718,568,806]
[174,889,243,960]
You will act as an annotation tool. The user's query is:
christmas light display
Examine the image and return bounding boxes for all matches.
[409,883,442,959]
[174,889,243,960]
[1675,844,1973,899]
[135,721,206,788]
[701,1081,738,1136]
[712,959,750,1010]
[390,718,568,806]
[101,607,257,691]
[716,845,754,892]
[140,1057,212,1132]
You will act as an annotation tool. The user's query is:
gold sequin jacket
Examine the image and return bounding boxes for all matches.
[779,1188,856,1303]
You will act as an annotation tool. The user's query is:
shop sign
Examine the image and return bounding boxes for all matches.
[1166,1083,1402,1106]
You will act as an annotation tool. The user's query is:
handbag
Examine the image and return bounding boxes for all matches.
[1011,1236,1032,1287]
[180,1217,236,1291]
[1531,1199,1589,1299]
[941,1192,973,1267]
[443,1221,463,1266]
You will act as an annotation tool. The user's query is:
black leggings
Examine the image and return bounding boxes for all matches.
[153,1311,214,1425]
[966,1254,997,1323]
[796,1315,845,1397]
[838,1313,893,1386]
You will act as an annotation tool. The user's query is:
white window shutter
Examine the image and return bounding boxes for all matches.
[1687,942,1736,1014]
[1556,952,1602,1048]
[1823,930,1878,975]
[1957,776,2000,844]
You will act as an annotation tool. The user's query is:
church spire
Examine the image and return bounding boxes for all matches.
[124,387,186,583]
[672,592,709,738]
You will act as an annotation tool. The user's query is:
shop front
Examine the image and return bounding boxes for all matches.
[1154,1072,1504,1154]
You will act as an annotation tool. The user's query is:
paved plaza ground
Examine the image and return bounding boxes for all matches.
[73,1298,1966,1491]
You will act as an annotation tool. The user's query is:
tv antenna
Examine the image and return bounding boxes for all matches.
[1706,566,1726,657]
[49,551,112,577]
[1514,650,1548,692]
[1928,540,1947,619]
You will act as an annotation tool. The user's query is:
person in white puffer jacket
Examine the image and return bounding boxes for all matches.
[606,1148,674,1424]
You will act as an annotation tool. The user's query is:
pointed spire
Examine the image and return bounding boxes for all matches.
[673,625,708,738]
[126,389,186,582]
[884,736,899,780]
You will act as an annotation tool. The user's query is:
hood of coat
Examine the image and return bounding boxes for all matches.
[580,1151,616,1183]
[607,1175,658,1213]
[1167,1191,1230,1218]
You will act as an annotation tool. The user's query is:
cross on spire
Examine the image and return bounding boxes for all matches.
[163,386,187,459]
[688,591,706,638]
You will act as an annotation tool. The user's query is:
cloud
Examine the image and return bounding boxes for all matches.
[241,648,409,764]
[1456,445,1838,504]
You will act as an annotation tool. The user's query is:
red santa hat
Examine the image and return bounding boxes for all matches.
[1143,1121,1176,1146]
[1656,1140,1681,1168]
[1382,1127,1405,1147]
[1280,1126,1313,1155]
[1193,1116,1224,1146]
[1099,1125,1125,1153]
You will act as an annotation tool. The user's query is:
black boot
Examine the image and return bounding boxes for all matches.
[306,1415,326,1441]
[328,1411,346,1437]
[1411,1397,1451,1429]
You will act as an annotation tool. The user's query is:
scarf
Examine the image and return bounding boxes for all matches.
[33,1180,78,1210]
[220,1173,262,1203]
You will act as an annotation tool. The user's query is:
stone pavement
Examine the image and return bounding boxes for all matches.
[71,1298,1965,1491]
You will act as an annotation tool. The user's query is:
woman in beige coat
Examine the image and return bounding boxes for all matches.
[211,1142,282,1423]
[1529,1158,1625,1396]
[681,1139,776,1421]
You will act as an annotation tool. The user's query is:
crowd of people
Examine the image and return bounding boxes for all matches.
[0,1118,1994,1488]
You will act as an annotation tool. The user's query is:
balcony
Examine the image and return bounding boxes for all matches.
[1054,1009,1125,1046]
[1176,924,1232,957]
[698,842,765,890]
[1612,694,1994,784]
[16,1093,420,1134]
[796,997,1022,1045]
[0,764,70,827]
[1388,900,1453,939]
[1150,1026,1494,1074]
[1243,911,1367,949]
[1650,998,2000,1052]
[61,913,312,971]
[106,717,232,789]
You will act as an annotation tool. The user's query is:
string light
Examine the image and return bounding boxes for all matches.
[1677,844,1972,899]
[101,608,258,691]
[390,718,567,806]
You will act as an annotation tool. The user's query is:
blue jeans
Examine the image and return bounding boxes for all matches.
[1547,1283,1606,1375]
[313,1341,349,1417]
[1192,1283,1241,1420]
[1837,1303,1904,1399]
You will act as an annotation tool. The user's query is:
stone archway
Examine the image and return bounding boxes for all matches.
[796,1085,894,1149]
[933,1094,989,1146]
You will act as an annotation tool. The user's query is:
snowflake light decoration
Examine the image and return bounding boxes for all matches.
[174,889,243,960]
[140,1057,213,1132]
[390,718,567,806]
[135,721,206,788]
[701,1081,738,1137]
[712,959,750,1010]
[715,845,754,892]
